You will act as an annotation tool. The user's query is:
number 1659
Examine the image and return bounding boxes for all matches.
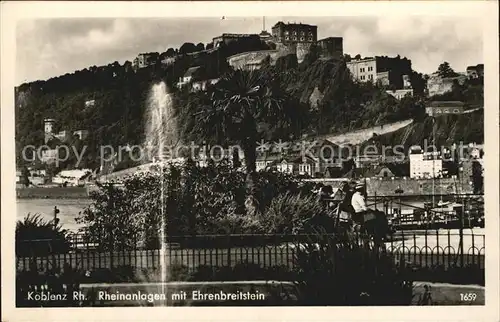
[460,293,477,301]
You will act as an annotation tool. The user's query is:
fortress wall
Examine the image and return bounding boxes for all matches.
[227,50,278,69]
[227,42,316,69]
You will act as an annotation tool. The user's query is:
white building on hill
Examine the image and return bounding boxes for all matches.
[409,146,443,179]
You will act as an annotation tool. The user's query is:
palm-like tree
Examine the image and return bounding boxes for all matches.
[194,68,297,215]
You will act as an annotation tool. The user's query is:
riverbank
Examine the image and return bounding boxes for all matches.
[17,198,91,231]
[16,186,89,199]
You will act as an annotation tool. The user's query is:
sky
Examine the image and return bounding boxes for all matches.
[15,16,483,84]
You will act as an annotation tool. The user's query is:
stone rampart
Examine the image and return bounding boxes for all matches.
[227,50,279,69]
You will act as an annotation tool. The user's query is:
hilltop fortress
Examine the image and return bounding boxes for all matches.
[225,21,344,70]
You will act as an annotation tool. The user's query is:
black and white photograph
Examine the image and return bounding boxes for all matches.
[1,1,499,320]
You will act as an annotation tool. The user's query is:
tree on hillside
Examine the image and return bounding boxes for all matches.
[206,43,214,50]
[437,61,458,78]
[179,42,197,55]
[409,71,427,96]
[165,48,176,57]
[275,54,298,71]
[193,69,299,215]
[195,43,205,51]
[123,60,133,72]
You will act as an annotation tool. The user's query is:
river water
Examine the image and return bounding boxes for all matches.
[16,198,91,232]
[16,198,486,247]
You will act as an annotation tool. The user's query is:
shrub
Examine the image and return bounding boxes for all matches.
[76,182,140,250]
[293,234,414,305]
[77,162,317,245]
[258,193,336,234]
[16,214,71,256]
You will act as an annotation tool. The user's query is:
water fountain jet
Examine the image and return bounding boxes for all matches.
[144,81,179,305]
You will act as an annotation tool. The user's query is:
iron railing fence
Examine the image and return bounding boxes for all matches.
[17,231,485,275]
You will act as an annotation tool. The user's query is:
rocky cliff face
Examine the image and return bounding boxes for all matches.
[309,87,324,110]
[296,43,313,63]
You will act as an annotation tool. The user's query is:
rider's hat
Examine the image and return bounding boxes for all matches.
[354,181,365,190]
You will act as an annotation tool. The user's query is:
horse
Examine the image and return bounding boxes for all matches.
[332,201,392,249]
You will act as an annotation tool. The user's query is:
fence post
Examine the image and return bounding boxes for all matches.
[108,226,114,269]
[227,234,231,268]
[455,203,465,267]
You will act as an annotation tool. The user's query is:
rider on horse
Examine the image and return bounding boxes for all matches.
[350,181,391,245]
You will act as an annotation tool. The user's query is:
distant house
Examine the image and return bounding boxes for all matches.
[346,56,412,89]
[374,166,396,178]
[133,52,160,70]
[354,150,381,168]
[466,64,484,79]
[44,118,87,147]
[253,139,345,177]
[425,101,465,116]
[15,169,48,186]
[386,88,413,100]
[305,139,344,170]
[371,163,410,178]
[316,37,344,60]
[73,130,89,140]
[52,169,92,187]
[177,66,218,91]
[297,155,317,177]
[255,154,315,177]
[85,99,95,107]
[212,33,258,48]
[178,66,201,87]
[409,146,443,179]
[191,78,220,92]
[276,158,295,174]
[256,154,283,172]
